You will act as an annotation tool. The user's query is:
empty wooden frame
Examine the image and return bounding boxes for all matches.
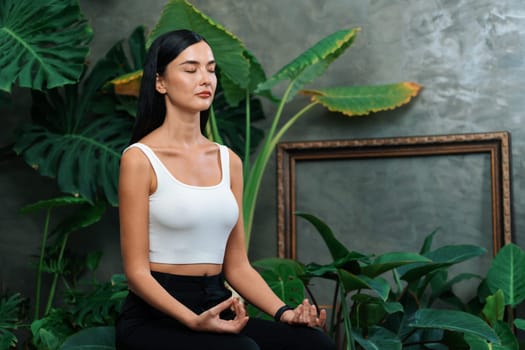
[277,131,512,259]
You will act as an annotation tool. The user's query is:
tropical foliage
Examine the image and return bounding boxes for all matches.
[109,0,422,245]
[0,0,421,349]
[252,213,525,350]
[0,0,92,92]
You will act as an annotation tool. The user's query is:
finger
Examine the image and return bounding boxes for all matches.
[233,298,246,318]
[317,308,327,327]
[210,298,234,315]
[308,304,318,326]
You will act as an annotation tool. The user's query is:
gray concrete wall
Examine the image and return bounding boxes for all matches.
[2,0,525,312]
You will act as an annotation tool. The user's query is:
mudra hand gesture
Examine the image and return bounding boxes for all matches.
[192,298,249,333]
[278,299,327,328]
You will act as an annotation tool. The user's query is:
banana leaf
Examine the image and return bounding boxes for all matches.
[351,294,403,328]
[353,326,402,350]
[295,212,352,261]
[338,270,390,301]
[464,320,518,350]
[361,252,431,278]
[410,309,500,344]
[486,243,525,307]
[482,290,506,325]
[0,0,92,92]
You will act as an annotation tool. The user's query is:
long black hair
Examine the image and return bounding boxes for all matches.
[129,29,210,144]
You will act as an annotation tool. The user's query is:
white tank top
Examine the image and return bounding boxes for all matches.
[123,143,239,264]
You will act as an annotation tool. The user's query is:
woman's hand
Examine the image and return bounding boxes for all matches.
[190,298,249,333]
[279,299,327,328]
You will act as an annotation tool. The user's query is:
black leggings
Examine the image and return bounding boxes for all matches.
[115,271,336,350]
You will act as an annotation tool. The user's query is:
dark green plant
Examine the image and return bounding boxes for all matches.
[250,212,525,350]
[0,0,92,93]
[20,196,106,320]
[0,292,27,350]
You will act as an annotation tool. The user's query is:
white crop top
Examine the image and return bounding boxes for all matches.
[124,143,239,264]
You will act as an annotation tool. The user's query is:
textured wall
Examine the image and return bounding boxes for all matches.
[2,0,525,308]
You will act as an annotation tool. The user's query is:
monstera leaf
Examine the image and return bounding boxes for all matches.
[0,0,92,92]
[12,28,146,205]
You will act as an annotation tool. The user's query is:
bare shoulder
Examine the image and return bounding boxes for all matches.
[120,147,151,174]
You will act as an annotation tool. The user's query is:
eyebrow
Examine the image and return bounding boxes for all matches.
[179,60,216,66]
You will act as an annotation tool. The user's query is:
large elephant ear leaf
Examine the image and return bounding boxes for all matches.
[301,82,421,116]
[148,0,252,104]
[0,0,93,93]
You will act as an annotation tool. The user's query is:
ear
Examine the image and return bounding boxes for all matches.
[155,74,167,94]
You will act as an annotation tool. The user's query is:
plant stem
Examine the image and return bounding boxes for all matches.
[243,99,317,244]
[330,281,340,337]
[34,208,52,320]
[243,89,251,181]
[208,105,223,144]
[45,233,69,315]
[339,284,355,350]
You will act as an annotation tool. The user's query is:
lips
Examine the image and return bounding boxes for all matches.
[196,91,212,98]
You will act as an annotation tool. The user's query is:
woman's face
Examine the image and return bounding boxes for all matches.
[156,41,217,114]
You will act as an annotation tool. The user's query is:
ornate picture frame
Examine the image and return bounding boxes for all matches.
[276,131,512,259]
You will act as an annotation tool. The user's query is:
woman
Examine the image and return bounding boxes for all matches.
[116,29,336,350]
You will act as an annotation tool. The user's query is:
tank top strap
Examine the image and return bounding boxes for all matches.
[123,143,168,184]
[217,144,230,187]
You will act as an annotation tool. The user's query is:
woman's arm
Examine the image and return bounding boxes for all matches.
[119,148,247,332]
[223,150,326,327]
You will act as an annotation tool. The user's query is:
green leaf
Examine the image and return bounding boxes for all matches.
[52,201,106,238]
[20,196,88,214]
[493,321,518,350]
[295,212,350,261]
[425,244,487,264]
[0,293,25,349]
[464,321,518,350]
[361,252,431,278]
[256,28,360,96]
[0,0,92,92]
[14,116,130,205]
[301,82,421,116]
[353,326,402,350]
[14,26,143,205]
[398,245,487,282]
[148,0,255,104]
[338,270,390,301]
[351,294,403,328]
[419,229,440,254]
[487,243,525,307]
[59,326,115,350]
[251,258,306,309]
[410,309,500,344]
[514,318,525,330]
[482,290,506,325]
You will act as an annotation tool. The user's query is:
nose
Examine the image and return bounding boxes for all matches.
[199,68,213,86]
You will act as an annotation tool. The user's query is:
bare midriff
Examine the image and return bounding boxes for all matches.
[150,262,223,276]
